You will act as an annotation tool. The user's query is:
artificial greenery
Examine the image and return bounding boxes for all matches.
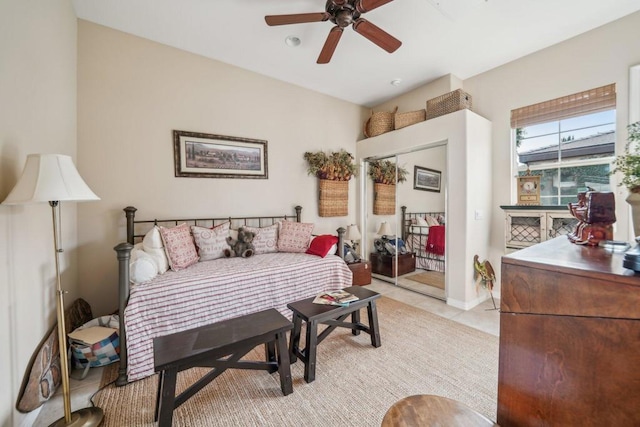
[611,121,640,192]
[367,159,408,185]
[303,149,356,181]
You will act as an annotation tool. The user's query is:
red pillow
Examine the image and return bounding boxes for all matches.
[306,235,338,258]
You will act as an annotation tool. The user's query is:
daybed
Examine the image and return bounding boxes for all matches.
[401,206,445,273]
[113,205,352,385]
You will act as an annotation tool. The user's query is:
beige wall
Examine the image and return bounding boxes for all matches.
[77,21,367,316]
[0,1,78,425]
[463,10,640,286]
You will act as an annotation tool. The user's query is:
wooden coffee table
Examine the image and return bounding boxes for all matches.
[153,309,293,427]
[287,286,381,383]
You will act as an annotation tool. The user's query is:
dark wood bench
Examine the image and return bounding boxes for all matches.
[153,308,293,427]
[287,285,381,383]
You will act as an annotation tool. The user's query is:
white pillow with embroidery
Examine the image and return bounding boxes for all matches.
[191,222,231,261]
[243,223,279,254]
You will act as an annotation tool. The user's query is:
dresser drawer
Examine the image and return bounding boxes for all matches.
[501,262,640,320]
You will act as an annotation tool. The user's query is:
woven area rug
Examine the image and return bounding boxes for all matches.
[405,271,445,290]
[96,297,498,426]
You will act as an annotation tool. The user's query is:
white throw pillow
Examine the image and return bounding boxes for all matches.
[130,247,158,284]
[142,226,169,273]
[416,217,429,227]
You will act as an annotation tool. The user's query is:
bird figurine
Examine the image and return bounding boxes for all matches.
[473,254,498,310]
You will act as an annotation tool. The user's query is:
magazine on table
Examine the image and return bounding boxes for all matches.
[313,290,359,307]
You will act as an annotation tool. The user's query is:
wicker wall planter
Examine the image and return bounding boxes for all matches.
[426,89,472,120]
[318,179,348,217]
[373,182,396,215]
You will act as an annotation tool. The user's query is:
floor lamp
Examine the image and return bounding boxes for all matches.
[2,154,103,427]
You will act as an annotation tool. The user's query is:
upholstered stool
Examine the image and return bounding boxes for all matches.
[381,395,498,427]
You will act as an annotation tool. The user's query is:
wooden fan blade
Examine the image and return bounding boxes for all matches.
[356,0,394,13]
[317,27,343,64]
[265,12,329,26]
[352,18,401,53]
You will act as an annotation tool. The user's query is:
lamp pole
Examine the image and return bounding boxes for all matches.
[51,201,72,423]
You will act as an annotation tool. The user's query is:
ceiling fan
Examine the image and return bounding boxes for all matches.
[265,0,401,64]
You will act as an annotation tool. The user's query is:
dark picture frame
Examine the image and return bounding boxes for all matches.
[414,166,441,192]
[173,130,268,179]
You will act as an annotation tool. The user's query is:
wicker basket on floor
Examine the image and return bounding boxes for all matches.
[394,109,426,130]
[364,107,398,138]
[318,179,348,217]
[426,89,472,120]
[373,182,396,215]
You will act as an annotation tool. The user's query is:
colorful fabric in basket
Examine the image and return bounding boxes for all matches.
[69,314,120,368]
[71,331,120,368]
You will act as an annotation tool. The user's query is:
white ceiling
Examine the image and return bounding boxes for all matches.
[71,0,640,107]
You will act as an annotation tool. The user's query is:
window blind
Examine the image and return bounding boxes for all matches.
[511,84,616,128]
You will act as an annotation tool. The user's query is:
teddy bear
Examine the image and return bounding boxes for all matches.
[224,227,256,258]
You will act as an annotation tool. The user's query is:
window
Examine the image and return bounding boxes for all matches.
[512,84,616,205]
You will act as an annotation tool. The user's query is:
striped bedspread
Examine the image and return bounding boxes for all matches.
[125,252,352,381]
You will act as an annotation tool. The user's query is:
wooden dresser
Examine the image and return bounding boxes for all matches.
[498,237,640,426]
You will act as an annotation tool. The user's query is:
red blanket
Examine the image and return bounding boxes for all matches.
[426,225,445,256]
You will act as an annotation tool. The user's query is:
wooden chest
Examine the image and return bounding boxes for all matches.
[347,261,371,286]
[370,252,416,277]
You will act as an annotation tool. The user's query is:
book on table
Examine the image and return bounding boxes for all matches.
[312,290,359,307]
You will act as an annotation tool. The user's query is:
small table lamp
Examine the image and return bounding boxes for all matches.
[377,221,392,237]
[2,154,102,427]
[345,224,361,254]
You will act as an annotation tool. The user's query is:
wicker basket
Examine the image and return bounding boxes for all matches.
[425,89,472,120]
[373,182,395,215]
[318,179,348,217]
[363,106,398,138]
[394,109,426,130]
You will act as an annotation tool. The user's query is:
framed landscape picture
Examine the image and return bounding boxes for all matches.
[414,166,441,192]
[173,130,268,179]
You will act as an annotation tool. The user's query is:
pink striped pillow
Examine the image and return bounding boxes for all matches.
[158,223,199,271]
[277,220,314,253]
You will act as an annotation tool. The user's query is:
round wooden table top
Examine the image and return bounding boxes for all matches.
[381,395,498,427]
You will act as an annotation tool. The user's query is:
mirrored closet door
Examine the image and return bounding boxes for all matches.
[363,143,447,301]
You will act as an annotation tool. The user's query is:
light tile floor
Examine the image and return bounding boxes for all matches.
[33,278,500,425]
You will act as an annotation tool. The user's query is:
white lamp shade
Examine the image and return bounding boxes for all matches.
[377,221,392,236]
[345,224,361,241]
[2,154,99,204]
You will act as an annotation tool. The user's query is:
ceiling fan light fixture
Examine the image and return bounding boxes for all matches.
[285,36,301,47]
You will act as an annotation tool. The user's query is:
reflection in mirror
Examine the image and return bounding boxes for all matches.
[396,145,446,300]
[364,145,447,301]
[364,155,400,286]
